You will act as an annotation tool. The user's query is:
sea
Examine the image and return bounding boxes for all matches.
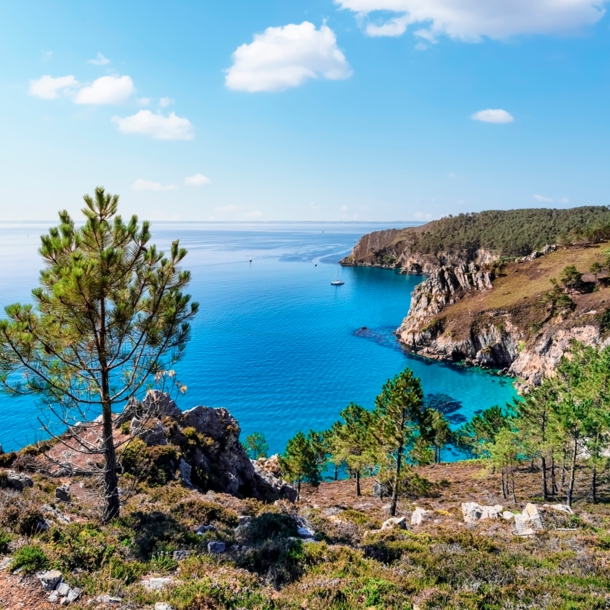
[0,221,517,457]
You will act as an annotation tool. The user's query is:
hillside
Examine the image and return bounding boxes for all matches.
[342,207,610,383]
[2,443,610,609]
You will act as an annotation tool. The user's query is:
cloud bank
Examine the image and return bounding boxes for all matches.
[29,75,78,99]
[185,174,211,186]
[336,0,607,41]
[226,22,352,92]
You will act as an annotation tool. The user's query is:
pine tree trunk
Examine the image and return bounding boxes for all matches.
[551,454,558,495]
[391,446,403,517]
[511,467,517,504]
[356,470,361,497]
[566,437,578,508]
[591,465,597,504]
[334,465,338,481]
[541,456,548,500]
[297,479,301,502]
[501,470,506,499]
[561,448,567,489]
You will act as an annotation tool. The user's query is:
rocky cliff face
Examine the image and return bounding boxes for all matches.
[345,228,610,386]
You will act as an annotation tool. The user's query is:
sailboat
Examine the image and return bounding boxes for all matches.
[330,268,344,286]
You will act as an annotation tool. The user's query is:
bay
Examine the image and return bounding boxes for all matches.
[0,221,517,456]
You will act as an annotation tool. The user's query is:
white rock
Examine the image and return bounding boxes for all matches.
[39,570,63,591]
[67,587,83,602]
[514,503,544,536]
[56,581,70,596]
[411,507,429,526]
[48,592,59,603]
[461,502,503,523]
[297,526,315,538]
[141,576,174,591]
[382,516,407,530]
[502,511,514,520]
[543,503,574,515]
[155,604,175,610]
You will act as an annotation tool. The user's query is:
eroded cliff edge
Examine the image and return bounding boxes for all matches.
[342,221,610,386]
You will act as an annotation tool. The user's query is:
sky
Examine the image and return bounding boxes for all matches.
[1,0,610,222]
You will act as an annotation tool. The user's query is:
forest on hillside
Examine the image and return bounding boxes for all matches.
[401,206,610,257]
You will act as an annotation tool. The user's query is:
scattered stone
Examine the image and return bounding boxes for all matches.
[95,594,123,604]
[514,503,544,536]
[382,516,408,530]
[155,603,175,610]
[297,526,315,538]
[0,557,12,571]
[55,484,71,503]
[411,507,430,526]
[207,541,226,554]
[142,577,174,591]
[67,587,83,602]
[39,570,63,591]
[373,482,391,499]
[60,597,70,606]
[172,550,191,561]
[56,581,70,596]
[502,511,514,520]
[2,471,34,491]
[195,524,215,535]
[48,592,59,603]
[461,502,504,523]
[543,503,574,515]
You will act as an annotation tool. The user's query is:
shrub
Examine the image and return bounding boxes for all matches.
[11,545,49,573]
[121,438,181,487]
[172,499,238,528]
[106,557,146,585]
[50,523,116,571]
[240,512,298,544]
[2,504,47,536]
[0,530,11,554]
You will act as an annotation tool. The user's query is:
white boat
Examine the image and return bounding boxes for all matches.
[331,280,345,286]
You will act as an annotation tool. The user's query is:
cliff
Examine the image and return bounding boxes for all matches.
[344,220,610,384]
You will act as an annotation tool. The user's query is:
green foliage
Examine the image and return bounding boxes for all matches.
[399,206,610,257]
[10,545,49,573]
[171,498,239,527]
[559,265,583,291]
[280,430,323,498]
[2,504,47,536]
[242,432,269,460]
[241,513,299,543]
[121,437,181,487]
[456,405,512,458]
[0,187,198,521]
[0,530,11,554]
[50,523,116,571]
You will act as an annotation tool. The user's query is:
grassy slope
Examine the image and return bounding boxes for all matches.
[437,245,610,341]
[3,461,610,610]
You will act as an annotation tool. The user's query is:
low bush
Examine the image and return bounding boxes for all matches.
[240,512,298,544]
[172,498,239,528]
[11,545,49,573]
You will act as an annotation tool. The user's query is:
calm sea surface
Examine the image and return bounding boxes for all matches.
[0,221,517,456]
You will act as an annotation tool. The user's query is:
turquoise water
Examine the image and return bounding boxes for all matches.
[0,221,517,456]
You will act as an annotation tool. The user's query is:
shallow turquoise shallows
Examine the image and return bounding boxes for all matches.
[0,221,517,456]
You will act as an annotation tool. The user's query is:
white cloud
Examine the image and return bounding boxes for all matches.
[136,97,151,106]
[214,204,240,212]
[159,97,174,107]
[74,75,135,105]
[185,173,211,186]
[471,109,514,124]
[132,179,178,192]
[89,52,110,66]
[533,194,554,203]
[226,21,352,92]
[247,210,263,218]
[29,75,78,99]
[336,0,607,41]
[112,110,194,140]
[414,211,433,220]
[42,51,53,61]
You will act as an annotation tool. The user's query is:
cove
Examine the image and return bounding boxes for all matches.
[0,221,518,454]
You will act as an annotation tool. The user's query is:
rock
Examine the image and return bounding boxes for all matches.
[39,570,63,591]
[55,484,71,503]
[297,526,315,538]
[411,507,431,526]
[2,471,34,491]
[382,516,407,530]
[195,524,215,535]
[141,576,174,591]
[60,599,70,606]
[56,581,70,596]
[131,417,168,446]
[95,595,123,604]
[502,511,514,520]
[207,541,226,554]
[67,587,83,602]
[172,550,191,561]
[373,481,391,499]
[543,503,573,515]
[48,592,59,603]
[155,604,175,610]
[0,557,12,571]
[179,458,193,488]
[514,503,544,536]
[461,502,504,523]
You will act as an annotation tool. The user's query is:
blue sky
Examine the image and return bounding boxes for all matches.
[1,0,609,222]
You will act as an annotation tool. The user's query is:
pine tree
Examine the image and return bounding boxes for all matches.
[422,408,453,464]
[0,188,198,522]
[243,432,269,460]
[373,368,425,516]
[331,403,375,496]
[279,431,321,501]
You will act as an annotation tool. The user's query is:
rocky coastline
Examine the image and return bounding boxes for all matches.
[342,229,610,386]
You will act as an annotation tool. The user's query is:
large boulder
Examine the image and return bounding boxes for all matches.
[1,471,34,492]
[514,503,544,536]
[461,502,504,523]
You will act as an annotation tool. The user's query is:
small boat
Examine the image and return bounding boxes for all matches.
[331,280,344,286]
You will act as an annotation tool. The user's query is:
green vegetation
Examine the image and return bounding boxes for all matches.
[0,188,198,521]
[243,432,269,460]
[398,206,610,257]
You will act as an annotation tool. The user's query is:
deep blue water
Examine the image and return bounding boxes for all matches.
[0,221,517,456]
